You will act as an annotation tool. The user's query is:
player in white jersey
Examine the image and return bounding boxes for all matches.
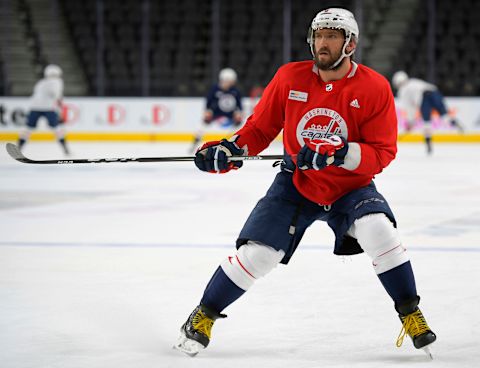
[18,64,69,154]
[392,70,463,154]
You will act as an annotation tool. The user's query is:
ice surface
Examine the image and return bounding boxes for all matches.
[1,141,479,368]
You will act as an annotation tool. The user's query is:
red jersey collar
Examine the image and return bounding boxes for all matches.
[312,61,358,89]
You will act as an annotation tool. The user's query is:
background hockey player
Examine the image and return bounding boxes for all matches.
[190,68,243,152]
[18,64,69,155]
[175,8,436,358]
[392,70,463,154]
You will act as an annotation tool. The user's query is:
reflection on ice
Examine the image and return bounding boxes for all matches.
[1,142,479,367]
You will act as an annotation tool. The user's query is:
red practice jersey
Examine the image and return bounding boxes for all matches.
[235,61,398,205]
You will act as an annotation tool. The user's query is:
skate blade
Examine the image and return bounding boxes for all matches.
[173,331,204,357]
[422,346,433,360]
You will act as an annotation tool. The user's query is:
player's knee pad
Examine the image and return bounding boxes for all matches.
[220,241,285,291]
[348,213,409,274]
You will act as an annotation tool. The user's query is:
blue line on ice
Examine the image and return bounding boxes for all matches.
[0,241,479,253]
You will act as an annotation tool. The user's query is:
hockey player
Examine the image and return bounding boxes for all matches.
[392,70,463,154]
[190,68,243,152]
[18,64,69,154]
[176,8,436,358]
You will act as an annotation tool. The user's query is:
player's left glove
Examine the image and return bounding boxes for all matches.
[203,110,213,124]
[194,137,244,173]
[297,135,348,170]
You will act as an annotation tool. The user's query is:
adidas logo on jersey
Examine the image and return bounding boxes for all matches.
[350,99,360,108]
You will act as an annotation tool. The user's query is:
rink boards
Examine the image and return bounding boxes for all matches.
[0,96,479,142]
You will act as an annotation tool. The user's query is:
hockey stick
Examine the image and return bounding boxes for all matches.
[5,143,285,165]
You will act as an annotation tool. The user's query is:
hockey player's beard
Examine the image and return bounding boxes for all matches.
[314,47,344,71]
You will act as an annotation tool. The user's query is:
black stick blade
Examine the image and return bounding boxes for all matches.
[6,143,29,163]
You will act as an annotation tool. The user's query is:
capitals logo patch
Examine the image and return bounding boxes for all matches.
[296,107,348,146]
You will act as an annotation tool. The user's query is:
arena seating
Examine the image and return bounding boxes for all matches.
[390,0,480,95]
[1,0,475,96]
[60,0,350,97]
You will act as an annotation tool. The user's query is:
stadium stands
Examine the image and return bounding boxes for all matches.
[391,0,480,95]
[0,0,477,96]
[60,0,352,97]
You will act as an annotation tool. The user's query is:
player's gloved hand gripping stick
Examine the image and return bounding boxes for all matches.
[194,137,244,173]
[296,135,348,170]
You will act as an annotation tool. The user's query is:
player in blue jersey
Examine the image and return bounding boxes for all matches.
[190,68,243,152]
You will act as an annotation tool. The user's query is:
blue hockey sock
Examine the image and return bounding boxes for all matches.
[201,266,245,313]
[378,261,417,303]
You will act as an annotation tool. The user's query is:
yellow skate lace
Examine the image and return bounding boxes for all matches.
[192,310,214,339]
[396,309,430,347]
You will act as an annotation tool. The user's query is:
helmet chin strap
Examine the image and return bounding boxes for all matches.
[329,33,354,70]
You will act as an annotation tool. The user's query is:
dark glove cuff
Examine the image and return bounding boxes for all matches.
[221,137,244,156]
[333,137,349,166]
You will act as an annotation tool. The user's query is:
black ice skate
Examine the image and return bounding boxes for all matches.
[425,137,433,155]
[59,140,70,155]
[396,296,436,359]
[189,135,202,154]
[451,118,464,133]
[174,304,226,357]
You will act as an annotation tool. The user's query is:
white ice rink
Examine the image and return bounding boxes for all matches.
[1,141,479,368]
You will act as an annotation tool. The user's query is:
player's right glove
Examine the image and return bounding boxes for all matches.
[297,135,348,170]
[194,137,244,173]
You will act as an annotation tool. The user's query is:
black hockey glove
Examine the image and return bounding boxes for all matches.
[297,135,348,170]
[194,137,244,173]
